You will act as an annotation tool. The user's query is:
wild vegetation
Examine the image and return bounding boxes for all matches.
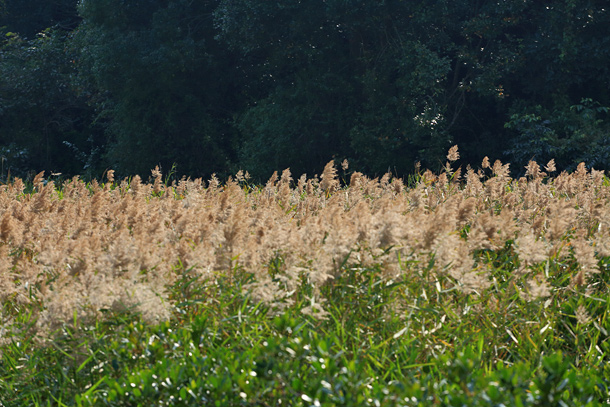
[1,1,609,404]
[0,147,609,405]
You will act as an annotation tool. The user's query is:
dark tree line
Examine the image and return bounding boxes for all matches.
[1,0,609,181]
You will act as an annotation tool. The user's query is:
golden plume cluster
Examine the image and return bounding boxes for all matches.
[0,148,608,338]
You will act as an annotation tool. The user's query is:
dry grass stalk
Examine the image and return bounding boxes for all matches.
[0,149,608,338]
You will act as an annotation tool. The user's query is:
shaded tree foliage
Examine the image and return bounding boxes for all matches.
[216,0,610,179]
[0,29,99,178]
[0,0,80,39]
[215,0,455,176]
[0,0,94,178]
[0,0,608,180]
[75,0,242,177]
[499,1,610,171]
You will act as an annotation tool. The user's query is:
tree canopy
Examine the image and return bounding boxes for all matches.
[0,0,608,181]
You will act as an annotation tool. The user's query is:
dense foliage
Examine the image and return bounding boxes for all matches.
[0,0,609,180]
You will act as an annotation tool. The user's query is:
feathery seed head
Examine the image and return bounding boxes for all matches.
[447,145,460,162]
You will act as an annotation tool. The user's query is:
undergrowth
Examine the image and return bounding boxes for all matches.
[1,249,609,406]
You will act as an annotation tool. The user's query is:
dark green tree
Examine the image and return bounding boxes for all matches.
[2,0,609,181]
[216,0,610,179]
[0,29,99,179]
[499,0,610,170]
[0,0,94,179]
[75,0,242,178]
[0,0,80,39]
[215,1,449,178]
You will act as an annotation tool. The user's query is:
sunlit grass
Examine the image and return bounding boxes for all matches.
[1,246,609,405]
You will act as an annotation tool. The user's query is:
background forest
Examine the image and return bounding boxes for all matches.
[0,0,609,182]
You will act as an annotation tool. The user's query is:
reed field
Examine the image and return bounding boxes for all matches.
[0,147,609,406]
